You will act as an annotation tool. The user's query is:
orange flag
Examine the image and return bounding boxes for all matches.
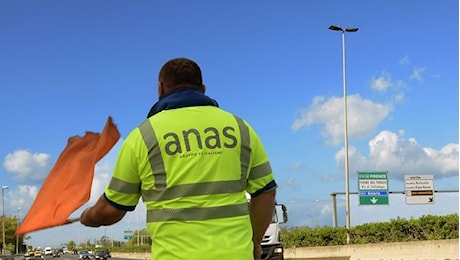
[16,117,120,235]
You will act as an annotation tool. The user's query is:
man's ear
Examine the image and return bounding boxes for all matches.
[201,84,206,93]
[158,81,165,98]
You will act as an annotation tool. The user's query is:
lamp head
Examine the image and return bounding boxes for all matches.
[328,25,343,31]
[345,27,359,32]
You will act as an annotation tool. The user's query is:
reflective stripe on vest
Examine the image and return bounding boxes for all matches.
[109,177,140,194]
[139,120,167,190]
[146,203,249,222]
[138,115,251,222]
[248,161,272,180]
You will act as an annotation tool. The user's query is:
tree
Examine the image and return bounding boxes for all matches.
[1,215,25,253]
[67,241,76,251]
[99,235,110,246]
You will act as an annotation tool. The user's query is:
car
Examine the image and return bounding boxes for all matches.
[52,249,62,257]
[78,251,92,260]
[100,249,110,258]
[24,251,41,260]
[93,250,107,260]
[23,251,32,260]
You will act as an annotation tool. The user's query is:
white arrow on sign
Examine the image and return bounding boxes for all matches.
[370,197,378,204]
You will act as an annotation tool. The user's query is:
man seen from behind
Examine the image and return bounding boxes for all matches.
[80,57,278,260]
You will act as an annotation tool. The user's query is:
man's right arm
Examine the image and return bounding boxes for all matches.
[80,194,126,227]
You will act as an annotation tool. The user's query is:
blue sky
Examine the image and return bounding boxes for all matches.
[1,0,458,248]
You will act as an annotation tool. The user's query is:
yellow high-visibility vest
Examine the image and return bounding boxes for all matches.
[105,106,276,259]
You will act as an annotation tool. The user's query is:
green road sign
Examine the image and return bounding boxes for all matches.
[124,230,133,240]
[358,171,389,205]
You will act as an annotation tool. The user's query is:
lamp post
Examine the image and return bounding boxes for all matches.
[315,199,319,227]
[2,185,8,255]
[328,25,359,244]
[16,207,21,255]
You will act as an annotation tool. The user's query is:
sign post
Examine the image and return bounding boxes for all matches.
[404,175,434,205]
[358,171,389,205]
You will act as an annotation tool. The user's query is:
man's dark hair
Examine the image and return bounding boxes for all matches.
[159,58,203,90]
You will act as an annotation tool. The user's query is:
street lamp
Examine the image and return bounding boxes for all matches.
[328,25,359,244]
[2,185,8,255]
[315,200,319,227]
[16,207,21,255]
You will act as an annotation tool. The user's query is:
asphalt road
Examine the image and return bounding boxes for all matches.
[15,255,129,260]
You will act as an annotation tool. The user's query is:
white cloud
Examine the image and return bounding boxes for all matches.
[371,72,392,92]
[409,67,427,83]
[288,161,303,171]
[370,72,406,103]
[3,150,51,181]
[292,95,393,145]
[88,161,116,204]
[394,92,405,103]
[424,143,459,174]
[335,130,459,179]
[4,185,39,217]
[283,176,304,189]
[399,55,410,66]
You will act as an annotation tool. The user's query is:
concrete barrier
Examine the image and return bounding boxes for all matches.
[284,239,459,260]
[112,239,459,260]
[112,252,150,259]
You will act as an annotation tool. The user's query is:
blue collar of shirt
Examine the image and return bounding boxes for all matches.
[147,87,219,118]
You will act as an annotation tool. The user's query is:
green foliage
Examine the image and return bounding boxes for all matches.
[1,215,25,253]
[281,226,347,247]
[280,214,458,247]
[67,241,76,251]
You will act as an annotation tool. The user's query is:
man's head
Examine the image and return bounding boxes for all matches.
[158,57,205,97]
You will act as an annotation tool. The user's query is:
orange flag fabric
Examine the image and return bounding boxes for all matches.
[16,117,120,235]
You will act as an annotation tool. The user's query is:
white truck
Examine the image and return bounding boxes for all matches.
[44,247,53,256]
[260,203,288,260]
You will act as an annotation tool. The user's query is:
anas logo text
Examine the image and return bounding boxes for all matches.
[163,126,237,155]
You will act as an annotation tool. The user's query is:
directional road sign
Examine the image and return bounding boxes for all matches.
[404,175,434,205]
[124,230,133,240]
[358,171,389,205]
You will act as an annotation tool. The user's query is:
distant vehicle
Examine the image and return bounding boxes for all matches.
[24,250,41,260]
[44,247,53,256]
[78,251,92,260]
[23,251,32,260]
[52,249,63,257]
[100,249,110,258]
[93,250,107,260]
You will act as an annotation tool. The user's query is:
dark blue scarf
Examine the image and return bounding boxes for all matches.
[147,87,219,118]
